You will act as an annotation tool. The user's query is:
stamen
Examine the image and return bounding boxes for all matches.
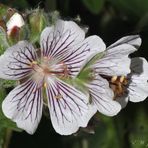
[55,94,63,99]
[119,75,125,83]
[43,56,49,60]
[123,78,128,85]
[111,76,117,83]
[29,61,38,67]
[44,82,47,88]
[32,61,38,65]
[43,56,51,64]
[62,62,69,78]
[109,75,128,99]
[48,62,69,78]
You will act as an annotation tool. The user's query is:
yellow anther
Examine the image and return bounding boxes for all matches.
[55,94,63,99]
[111,76,117,83]
[30,61,38,67]
[32,61,38,65]
[110,75,128,99]
[44,56,48,59]
[119,75,125,83]
[44,82,47,88]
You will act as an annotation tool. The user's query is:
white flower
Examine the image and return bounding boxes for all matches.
[81,35,141,116]
[0,19,106,135]
[116,57,148,108]
[6,12,25,35]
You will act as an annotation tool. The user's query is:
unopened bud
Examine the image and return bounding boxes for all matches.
[6,12,25,36]
[28,9,48,43]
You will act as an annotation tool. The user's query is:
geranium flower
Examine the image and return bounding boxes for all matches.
[0,20,105,135]
[79,35,141,116]
[115,57,148,107]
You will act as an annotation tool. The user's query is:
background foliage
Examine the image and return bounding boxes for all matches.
[0,0,148,148]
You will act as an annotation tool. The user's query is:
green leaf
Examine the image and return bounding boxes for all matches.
[0,79,17,88]
[129,108,148,148]
[0,27,9,54]
[65,115,120,148]
[108,0,148,19]
[0,128,7,148]
[45,0,57,11]
[87,117,118,148]
[0,87,21,132]
[136,13,148,32]
[8,0,29,9]
[82,0,105,14]
[0,3,9,20]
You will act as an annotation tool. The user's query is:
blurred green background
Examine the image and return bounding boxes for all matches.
[0,0,148,148]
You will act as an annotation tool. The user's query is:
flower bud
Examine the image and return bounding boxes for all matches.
[28,9,48,43]
[6,12,25,44]
[6,12,25,36]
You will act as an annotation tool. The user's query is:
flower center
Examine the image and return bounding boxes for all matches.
[109,75,128,99]
[30,57,69,79]
[28,57,69,103]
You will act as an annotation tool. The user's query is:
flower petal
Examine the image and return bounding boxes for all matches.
[92,44,137,76]
[116,96,129,108]
[63,35,106,77]
[130,57,148,76]
[2,79,43,134]
[107,35,141,49]
[0,41,37,80]
[86,75,121,116]
[41,20,106,77]
[128,80,148,102]
[45,77,96,135]
[40,19,85,57]
[128,57,148,102]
